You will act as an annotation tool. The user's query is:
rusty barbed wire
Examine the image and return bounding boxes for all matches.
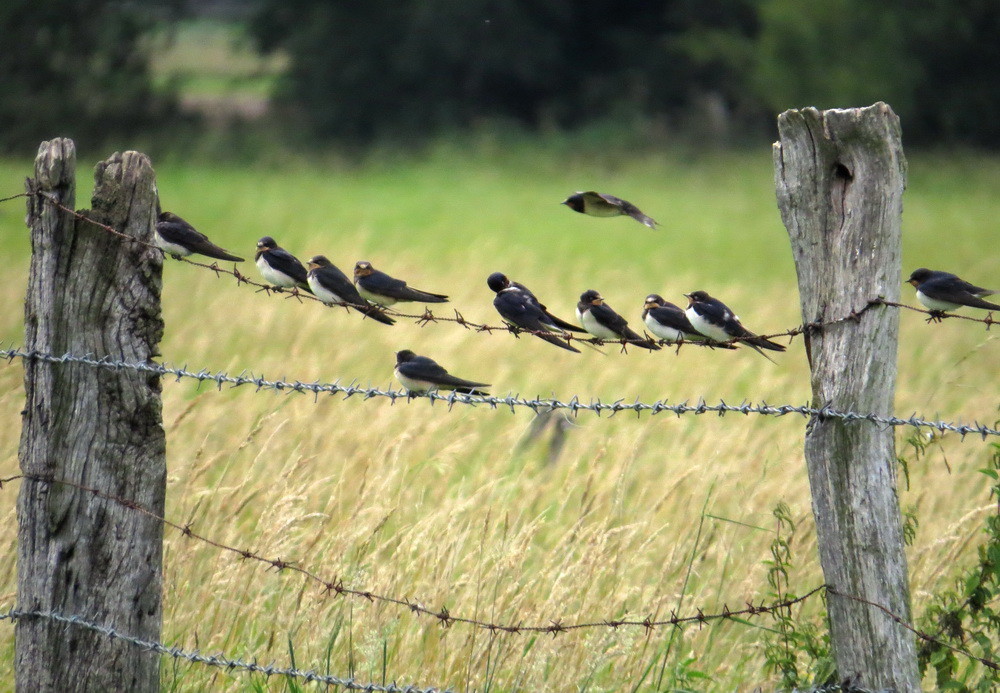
[9,190,995,350]
[0,474,1000,672]
[0,609,455,692]
[827,588,1000,672]
[0,473,824,635]
[2,346,998,438]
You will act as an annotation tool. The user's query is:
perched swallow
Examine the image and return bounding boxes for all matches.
[642,294,734,348]
[684,291,785,360]
[907,268,1000,313]
[353,261,448,306]
[155,212,244,262]
[577,290,659,350]
[255,236,312,293]
[488,273,580,353]
[394,350,489,396]
[486,272,586,333]
[562,191,658,229]
[306,256,394,325]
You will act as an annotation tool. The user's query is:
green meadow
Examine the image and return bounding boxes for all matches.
[0,140,998,690]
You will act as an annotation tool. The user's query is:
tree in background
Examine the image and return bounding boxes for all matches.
[251,0,1000,148]
[0,0,176,153]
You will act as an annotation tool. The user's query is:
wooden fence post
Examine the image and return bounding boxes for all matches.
[773,103,919,690]
[16,139,165,691]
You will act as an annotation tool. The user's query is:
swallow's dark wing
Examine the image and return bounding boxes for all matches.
[595,193,657,228]
[648,305,698,336]
[361,270,448,303]
[157,216,244,262]
[317,266,395,324]
[591,303,659,349]
[494,292,580,353]
[267,248,310,286]
[511,281,586,332]
[925,275,1000,309]
[706,300,785,354]
[398,358,489,394]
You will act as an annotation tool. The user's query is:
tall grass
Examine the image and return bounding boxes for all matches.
[0,142,997,690]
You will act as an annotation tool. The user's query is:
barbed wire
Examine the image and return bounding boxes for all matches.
[0,473,824,635]
[8,190,996,351]
[2,346,998,438]
[0,609,455,692]
[5,470,1000,673]
[826,588,1000,672]
[3,592,997,681]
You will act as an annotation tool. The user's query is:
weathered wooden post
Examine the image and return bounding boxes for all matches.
[774,103,919,690]
[17,139,165,691]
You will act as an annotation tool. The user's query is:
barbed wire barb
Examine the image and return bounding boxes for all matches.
[0,609,456,692]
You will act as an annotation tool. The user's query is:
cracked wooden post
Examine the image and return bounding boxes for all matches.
[17,139,165,691]
[773,103,918,690]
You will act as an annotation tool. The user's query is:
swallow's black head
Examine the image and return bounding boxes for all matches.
[562,193,584,213]
[355,261,373,276]
[907,268,933,286]
[396,349,417,363]
[644,294,665,309]
[580,289,602,305]
[685,290,711,304]
[307,255,331,270]
[487,272,510,293]
[257,236,277,250]
[158,211,178,223]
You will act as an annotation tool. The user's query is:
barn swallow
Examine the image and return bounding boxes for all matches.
[907,268,1000,313]
[577,290,659,349]
[642,294,734,348]
[353,261,448,306]
[306,256,394,325]
[488,273,580,353]
[255,237,312,293]
[394,350,489,396]
[486,272,586,333]
[562,191,657,229]
[155,212,244,262]
[684,291,785,360]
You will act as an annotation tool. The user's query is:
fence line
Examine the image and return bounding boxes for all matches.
[5,469,1000,676]
[2,346,998,438]
[2,592,996,683]
[0,473,823,634]
[3,190,996,351]
[0,609,455,692]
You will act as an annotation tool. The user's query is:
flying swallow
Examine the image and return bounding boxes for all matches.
[684,291,785,360]
[577,290,659,349]
[562,191,657,229]
[255,236,312,293]
[486,272,586,333]
[155,212,243,262]
[488,273,580,353]
[306,256,395,325]
[642,294,734,348]
[394,350,489,396]
[353,261,448,306]
[907,268,1000,313]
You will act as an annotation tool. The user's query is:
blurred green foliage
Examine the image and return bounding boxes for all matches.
[2,1,999,153]
[0,0,181,153]
[250,0,1000,148]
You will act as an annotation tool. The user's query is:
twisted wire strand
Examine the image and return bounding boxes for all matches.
[0,473,824,634]
[2,346,998,438]
[0,609,455,692]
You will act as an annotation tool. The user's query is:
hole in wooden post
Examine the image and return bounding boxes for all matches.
[833,162,853,181]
